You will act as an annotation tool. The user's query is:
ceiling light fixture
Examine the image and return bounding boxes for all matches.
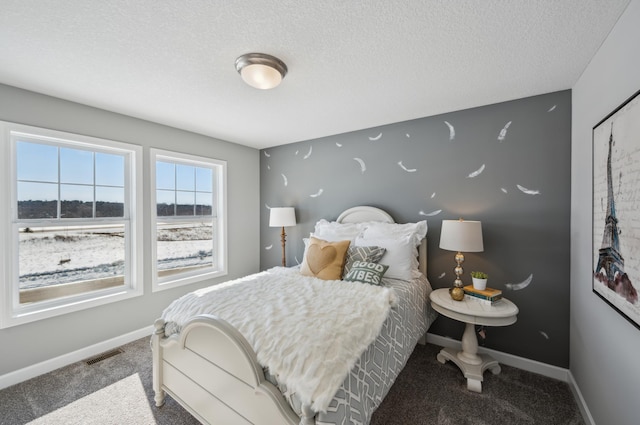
[235,53,288,90]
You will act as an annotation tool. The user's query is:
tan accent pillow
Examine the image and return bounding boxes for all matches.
[300,237,350,280]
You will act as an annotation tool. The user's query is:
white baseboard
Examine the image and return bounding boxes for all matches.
[568,371,596,425]
[426,333,569,381]
[426,333,595,425]
[1,327,596,425]
[0,325,153,390]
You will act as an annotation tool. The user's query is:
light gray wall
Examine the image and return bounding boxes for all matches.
[261,90,571,367]
[0,84,260,375]
[571,1,639,424]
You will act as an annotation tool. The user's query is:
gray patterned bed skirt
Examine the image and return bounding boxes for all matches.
[265,274,437,425]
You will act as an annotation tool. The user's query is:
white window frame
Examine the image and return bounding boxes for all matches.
[150,148,227,291]
[0,122,143,329]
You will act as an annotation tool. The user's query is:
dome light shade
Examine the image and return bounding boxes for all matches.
[235,53,288,90]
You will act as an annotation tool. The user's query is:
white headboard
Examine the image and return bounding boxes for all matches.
[336,206,427,276]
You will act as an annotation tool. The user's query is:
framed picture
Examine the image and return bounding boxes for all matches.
[592,88,640,330]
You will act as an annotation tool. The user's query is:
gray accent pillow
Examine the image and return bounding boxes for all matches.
[342,245,386,278]
[343,261,389,286]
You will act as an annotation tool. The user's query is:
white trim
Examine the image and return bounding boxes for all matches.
[149,148,228,292]
[568,371,596,425]
[426,333,569,381]
[427,333,593,425]
[0,121,144,328]
[0,123,10,329]
[0,325,153,390]
[0,327,595,423]
[4,289,143,329]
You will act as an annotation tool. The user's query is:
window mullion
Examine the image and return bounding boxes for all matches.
[57,147,61,219]
[93,151,96,218]
[192,167,196,216]
[173,168,177,216]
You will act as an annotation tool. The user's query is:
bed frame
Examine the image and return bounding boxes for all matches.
[151,206,427,425]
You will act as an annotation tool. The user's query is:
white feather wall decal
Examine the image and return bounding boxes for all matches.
[406,133,410,138]
[369,133,382,141]
[467,164,485,178]
[505,273,533,291]
[265,203,271,210]
[444,121,455,140]
[310,188,324,198]
[398,161,417,172]
[264,151,270,157]
[438,272,446,279]
[517,184,541,195]
[353,157,366,174]
[281,174,288,186]
[336,142,343,147]
[548,105,557,112]
[501,187,508,193]
[295,150,299,156]
[431,192,436,198]
[267,165,271,170]
[539,331,549,340]
[265,244,273,250]
[419,209,442,217]
[303,146,313,159]
[498,121,512,141]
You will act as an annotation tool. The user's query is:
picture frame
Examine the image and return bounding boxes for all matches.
[592,88,640,330]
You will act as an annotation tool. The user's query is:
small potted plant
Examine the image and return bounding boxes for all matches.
[471,271,488,290]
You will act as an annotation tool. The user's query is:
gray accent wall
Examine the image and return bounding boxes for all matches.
[261,90,571,368]
[572,1,639,424]
[0,84,260,376]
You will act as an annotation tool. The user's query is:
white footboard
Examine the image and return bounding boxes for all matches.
[152,315,313,425]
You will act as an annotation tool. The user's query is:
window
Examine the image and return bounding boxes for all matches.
[150,149,227,291]
[0,122,143,328]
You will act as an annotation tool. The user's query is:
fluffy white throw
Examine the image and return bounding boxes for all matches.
[161,267,397,413]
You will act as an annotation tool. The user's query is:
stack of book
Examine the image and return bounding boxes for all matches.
[463,285,503,305]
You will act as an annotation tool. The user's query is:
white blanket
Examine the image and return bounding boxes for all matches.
[161,267,397,413]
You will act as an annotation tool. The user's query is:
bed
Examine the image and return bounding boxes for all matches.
[151,206,437,425]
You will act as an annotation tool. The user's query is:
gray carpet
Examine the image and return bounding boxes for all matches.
[0,338,584,425]
[371,343,584,425]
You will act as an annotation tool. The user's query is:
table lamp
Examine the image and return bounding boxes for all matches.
[269,207,296,267]
[439,219,484,300]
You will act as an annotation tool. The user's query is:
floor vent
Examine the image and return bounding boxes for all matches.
[85,348,123,365]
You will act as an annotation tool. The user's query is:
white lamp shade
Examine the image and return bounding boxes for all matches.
[439,220,484,252]
[269,207,296,227]
[240,64,283,90]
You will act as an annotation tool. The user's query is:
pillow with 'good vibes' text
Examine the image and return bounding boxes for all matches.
[342,245,386,278]
[343,261,389,286]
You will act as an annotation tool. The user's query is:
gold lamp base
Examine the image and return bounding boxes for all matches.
[450,250,465,301]
[449,286,465,301]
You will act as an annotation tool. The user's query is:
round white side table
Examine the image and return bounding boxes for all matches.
[429,288,519,392]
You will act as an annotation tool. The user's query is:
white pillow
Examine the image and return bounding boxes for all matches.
[361,220,427,246]
[354,234,419,281]
[313,219,366,242]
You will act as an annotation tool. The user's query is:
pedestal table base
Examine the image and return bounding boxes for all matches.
[436,347,501,392]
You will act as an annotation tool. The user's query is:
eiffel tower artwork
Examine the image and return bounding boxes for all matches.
[594,125,638,304]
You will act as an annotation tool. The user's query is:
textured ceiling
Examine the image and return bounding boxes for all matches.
[0,1,631,149]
